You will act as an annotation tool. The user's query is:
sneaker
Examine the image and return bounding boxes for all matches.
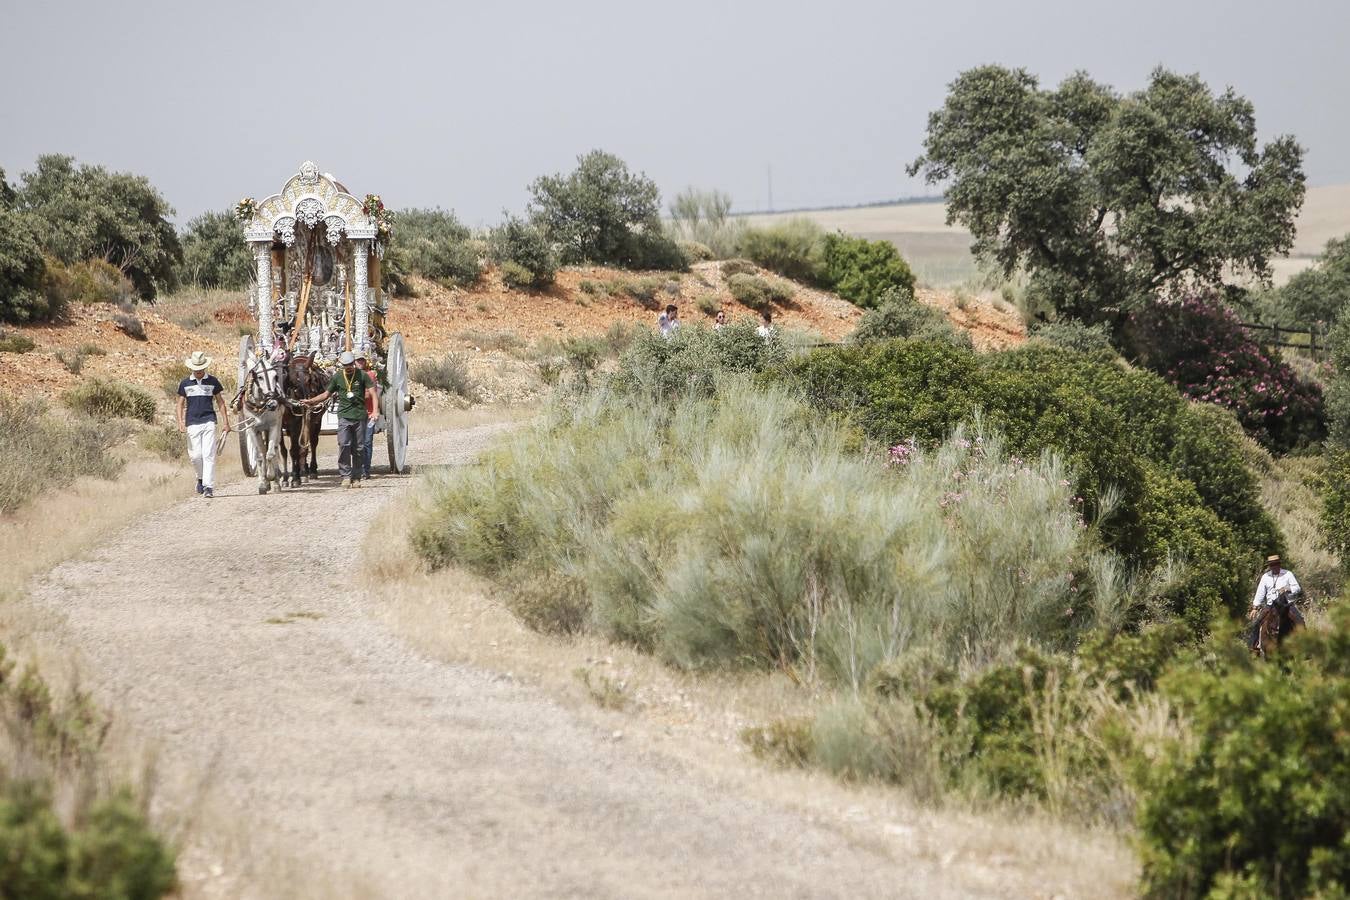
[351,478,362,488]
[196,479,204,495]
[343,478,353,489]
[203,488,214,499]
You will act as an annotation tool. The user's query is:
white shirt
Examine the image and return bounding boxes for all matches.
[659,314,679,338]
[1253,569,1300,607]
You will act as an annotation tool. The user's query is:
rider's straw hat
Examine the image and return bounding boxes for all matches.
[1266,554,1282,566]
[338,350,356,366]
[184,351,212,371]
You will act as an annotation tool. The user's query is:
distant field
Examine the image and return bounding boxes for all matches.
[740,184,1350,288]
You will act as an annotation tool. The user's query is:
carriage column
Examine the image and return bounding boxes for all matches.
[252,241,273,349]
[352,239,370,351]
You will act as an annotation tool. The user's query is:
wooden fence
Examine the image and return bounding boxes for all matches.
[1238,322,1327,359]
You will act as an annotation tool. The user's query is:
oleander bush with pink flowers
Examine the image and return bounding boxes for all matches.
[1125,292,1325,453]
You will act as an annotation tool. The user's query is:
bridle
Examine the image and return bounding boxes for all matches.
[240,352,287,414]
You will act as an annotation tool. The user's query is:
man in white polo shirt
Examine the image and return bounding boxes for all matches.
[176,350,230,499]
[1248,553,1304,650]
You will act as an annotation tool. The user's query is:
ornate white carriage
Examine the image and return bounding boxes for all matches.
[235,161,412,474]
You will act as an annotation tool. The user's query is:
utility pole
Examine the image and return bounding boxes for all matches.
[767,164,774,213]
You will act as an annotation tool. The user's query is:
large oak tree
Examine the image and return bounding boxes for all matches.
[909,67,1305,327]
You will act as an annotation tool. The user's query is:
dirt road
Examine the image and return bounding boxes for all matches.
[17,424,1092,898]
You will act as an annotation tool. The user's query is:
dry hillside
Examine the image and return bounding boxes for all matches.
[0,261,1024,399]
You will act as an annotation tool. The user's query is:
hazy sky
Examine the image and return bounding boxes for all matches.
[3,0,1348,227]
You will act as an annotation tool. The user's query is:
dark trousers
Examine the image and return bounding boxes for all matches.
[363,419,376,477]
[337,417,364,479]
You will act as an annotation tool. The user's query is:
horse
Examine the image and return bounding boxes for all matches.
[237,348,288,495]
[281,356,326,487]
[1248,589,1305,658]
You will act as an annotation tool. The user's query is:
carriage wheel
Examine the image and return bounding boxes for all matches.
[237,334,260,477]
[384,332,411,474]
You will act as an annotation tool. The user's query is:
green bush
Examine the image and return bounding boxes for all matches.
[819,233,916,308]
[1267,234,1350,327]
[1028,320,1115,355]
[719,258,757,278]
[609,321,786,400]
[1138,607,1350,898]
[138,424,185,460]
[16,154,181,301]
[1319,447,1350,570]
[0,332,35,353]
[561,335,605,374]
[0,397,124,513]
[412,353,479,401]
[783,341,1277,626]
[850,292,969,348]
[391,208,482,286]
[42,257,136,307]
[498,261,536,290]
[176,210,252,289]
[725,273,790,311]
[617,276,663,306]
[413,380,1133,686]
[676,240,714,262]
[0,781,176,900]
[1327,314,1350,448]
[0,207,53,323]
[528,150,685,270]
[0,654,176,899]
[736,219,825,283]
[62,378,156,423]
[488,214,557,288]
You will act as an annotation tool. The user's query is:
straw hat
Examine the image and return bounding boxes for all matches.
[1266,554,1282,567]
[184,351,212,371]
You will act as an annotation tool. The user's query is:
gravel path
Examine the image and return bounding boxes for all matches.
[19,423,979,899]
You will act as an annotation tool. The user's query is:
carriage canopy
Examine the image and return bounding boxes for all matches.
[236,161,391,360]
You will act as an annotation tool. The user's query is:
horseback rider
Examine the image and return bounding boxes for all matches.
[1248,554,1304,651]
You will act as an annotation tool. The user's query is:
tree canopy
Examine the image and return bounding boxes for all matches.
[1273,235,1350,327]
[909,67,1306,326]
[528,150,683,270]
[16,154,181,300]
[177,210,253,289]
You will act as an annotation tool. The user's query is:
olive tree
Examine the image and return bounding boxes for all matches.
[178,210,253,289]
[16,154,181,300]
[909,67,1306,328]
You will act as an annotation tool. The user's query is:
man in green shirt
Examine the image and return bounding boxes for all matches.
[304,350,378,487]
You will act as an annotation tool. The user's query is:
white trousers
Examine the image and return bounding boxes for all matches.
[186,421,218,488]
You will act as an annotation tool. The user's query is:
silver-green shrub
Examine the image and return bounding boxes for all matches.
[412,377,1135,685]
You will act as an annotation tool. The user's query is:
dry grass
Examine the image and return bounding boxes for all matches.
[0,438,242,604]
[360,480,1138,898]
[739,184,1350,288]
[1258,453,1342,600]
[0,425,377,899]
